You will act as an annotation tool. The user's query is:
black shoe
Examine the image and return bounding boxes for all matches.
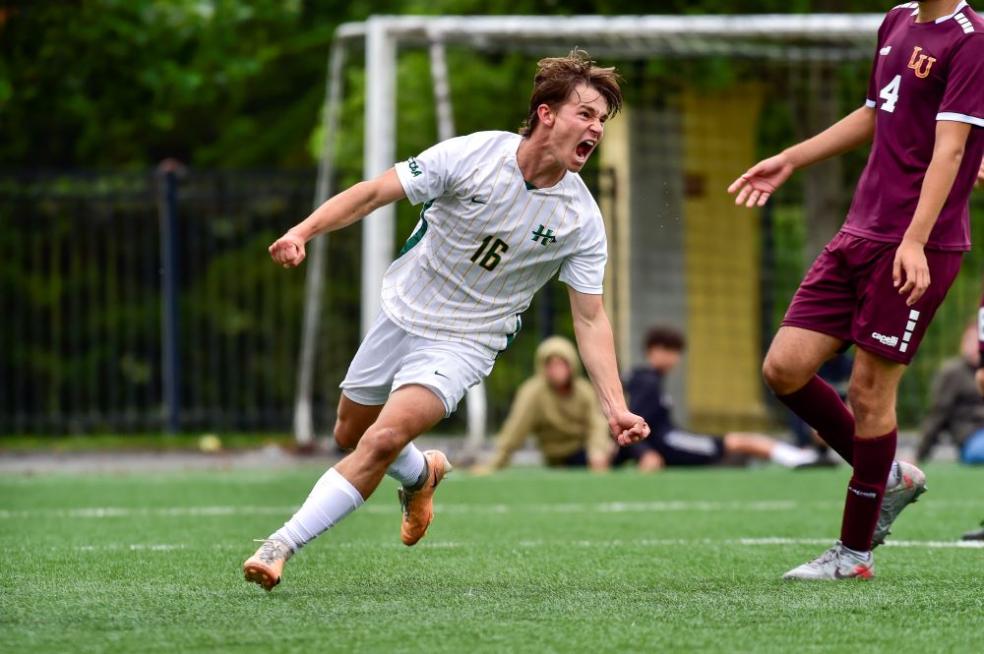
[961,522,984,541]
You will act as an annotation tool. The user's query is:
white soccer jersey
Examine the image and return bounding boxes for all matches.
[384,130,608,353]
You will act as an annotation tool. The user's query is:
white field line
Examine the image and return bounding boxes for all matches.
[2,498,981,520]
[63,537,984,553]
[74,544,187,552]
[513,538,984,550]
[0,500,793,519]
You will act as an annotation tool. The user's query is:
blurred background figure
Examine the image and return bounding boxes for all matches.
[959,159,984,541]
[472,336,613,474]
[963,522,984,541]
[916,321,984,465]
[616,326,822,471]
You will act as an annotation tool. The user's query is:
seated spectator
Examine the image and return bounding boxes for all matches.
[474,336,613,473]
[616,325,821,471]
[917,321,984,464]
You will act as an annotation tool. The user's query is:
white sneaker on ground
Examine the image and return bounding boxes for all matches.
[782,541,874,581]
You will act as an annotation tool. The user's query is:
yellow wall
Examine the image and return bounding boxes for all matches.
[599,107,633,365]
[682,86,770,432]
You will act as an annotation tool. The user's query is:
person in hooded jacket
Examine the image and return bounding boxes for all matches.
[477,336,614,472]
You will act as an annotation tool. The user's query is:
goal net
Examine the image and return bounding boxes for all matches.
[295,14,984,447]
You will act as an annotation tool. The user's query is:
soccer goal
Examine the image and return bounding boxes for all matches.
[294,14,888,448]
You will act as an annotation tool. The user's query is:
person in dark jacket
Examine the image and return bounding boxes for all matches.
[917,321,984,463]
[616,326,819,471]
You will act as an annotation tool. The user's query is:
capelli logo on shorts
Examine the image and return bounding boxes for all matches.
[871,332,899,348]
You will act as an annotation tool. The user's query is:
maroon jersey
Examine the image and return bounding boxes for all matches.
[844,1,984,251]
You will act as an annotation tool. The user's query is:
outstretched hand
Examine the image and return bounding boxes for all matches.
[609,410,650,446]
[269,233,307,268]
[727,154,795,208]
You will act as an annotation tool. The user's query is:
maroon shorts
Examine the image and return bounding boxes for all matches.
[782,231,963,364]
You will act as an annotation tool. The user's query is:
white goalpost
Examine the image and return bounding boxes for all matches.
[294,13,884,448]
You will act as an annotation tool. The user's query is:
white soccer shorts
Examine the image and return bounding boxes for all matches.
[339,311,495,417]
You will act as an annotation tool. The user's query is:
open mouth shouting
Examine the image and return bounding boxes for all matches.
[574,139,597,165]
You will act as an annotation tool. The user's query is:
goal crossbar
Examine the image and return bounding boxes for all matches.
[295,13,883,447]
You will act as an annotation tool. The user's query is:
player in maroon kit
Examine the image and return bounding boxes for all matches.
[729,0,984,580]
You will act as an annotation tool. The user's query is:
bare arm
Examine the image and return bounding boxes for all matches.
[584,389,615,471]
[269,168,406,268]
[892,120,972,305]
[567,288,649,445]
[728,107,876,208]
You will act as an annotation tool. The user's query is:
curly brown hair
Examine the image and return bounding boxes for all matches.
[518,49,622,138]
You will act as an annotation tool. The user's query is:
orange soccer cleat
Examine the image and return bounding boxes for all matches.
[243,538,293,591]
[397,450,452,546]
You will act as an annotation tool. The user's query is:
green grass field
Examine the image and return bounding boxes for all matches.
[2,463,982,653]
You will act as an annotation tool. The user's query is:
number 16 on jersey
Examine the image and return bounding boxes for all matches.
[471,236,509,272]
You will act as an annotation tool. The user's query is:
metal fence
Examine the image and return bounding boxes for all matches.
[2,168,982,435]
[0,170,361,434]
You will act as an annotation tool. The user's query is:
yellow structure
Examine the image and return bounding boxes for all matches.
[599,107,633,365]
[682,85,769,432]
[601,85,771,432]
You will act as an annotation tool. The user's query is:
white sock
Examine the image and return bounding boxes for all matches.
[386,443,428,488]
[272,467,364,552]
[770,442,820,468]
[841,543,872,561]
[886,460,901,489]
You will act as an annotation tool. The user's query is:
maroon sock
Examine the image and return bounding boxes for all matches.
[775,376,855,462]
[840,430,897,552]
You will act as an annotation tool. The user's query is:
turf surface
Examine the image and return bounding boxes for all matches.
[2,463,982,653]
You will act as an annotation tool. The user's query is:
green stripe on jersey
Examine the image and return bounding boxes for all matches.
[496,315,523,359]
[398,201,432,257]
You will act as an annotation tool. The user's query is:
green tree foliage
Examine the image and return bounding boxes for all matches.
[2,0,893,168]
[3,0,346,167]
[2,0,922,433]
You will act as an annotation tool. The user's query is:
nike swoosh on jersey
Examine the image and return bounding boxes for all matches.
[470,196,487,204]
[434,370,449,379]
[880,46,892,55]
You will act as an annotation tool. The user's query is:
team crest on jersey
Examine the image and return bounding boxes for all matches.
[906,46,936,79]
[531,224,557,245]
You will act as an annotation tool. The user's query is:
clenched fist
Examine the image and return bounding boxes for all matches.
[269,233,306,268]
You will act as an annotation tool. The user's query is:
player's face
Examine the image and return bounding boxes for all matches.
[646,346,681,373]
[546,83,609,172]
[543,356,573,389]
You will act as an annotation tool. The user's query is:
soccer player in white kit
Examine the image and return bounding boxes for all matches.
[243,50,650,591]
